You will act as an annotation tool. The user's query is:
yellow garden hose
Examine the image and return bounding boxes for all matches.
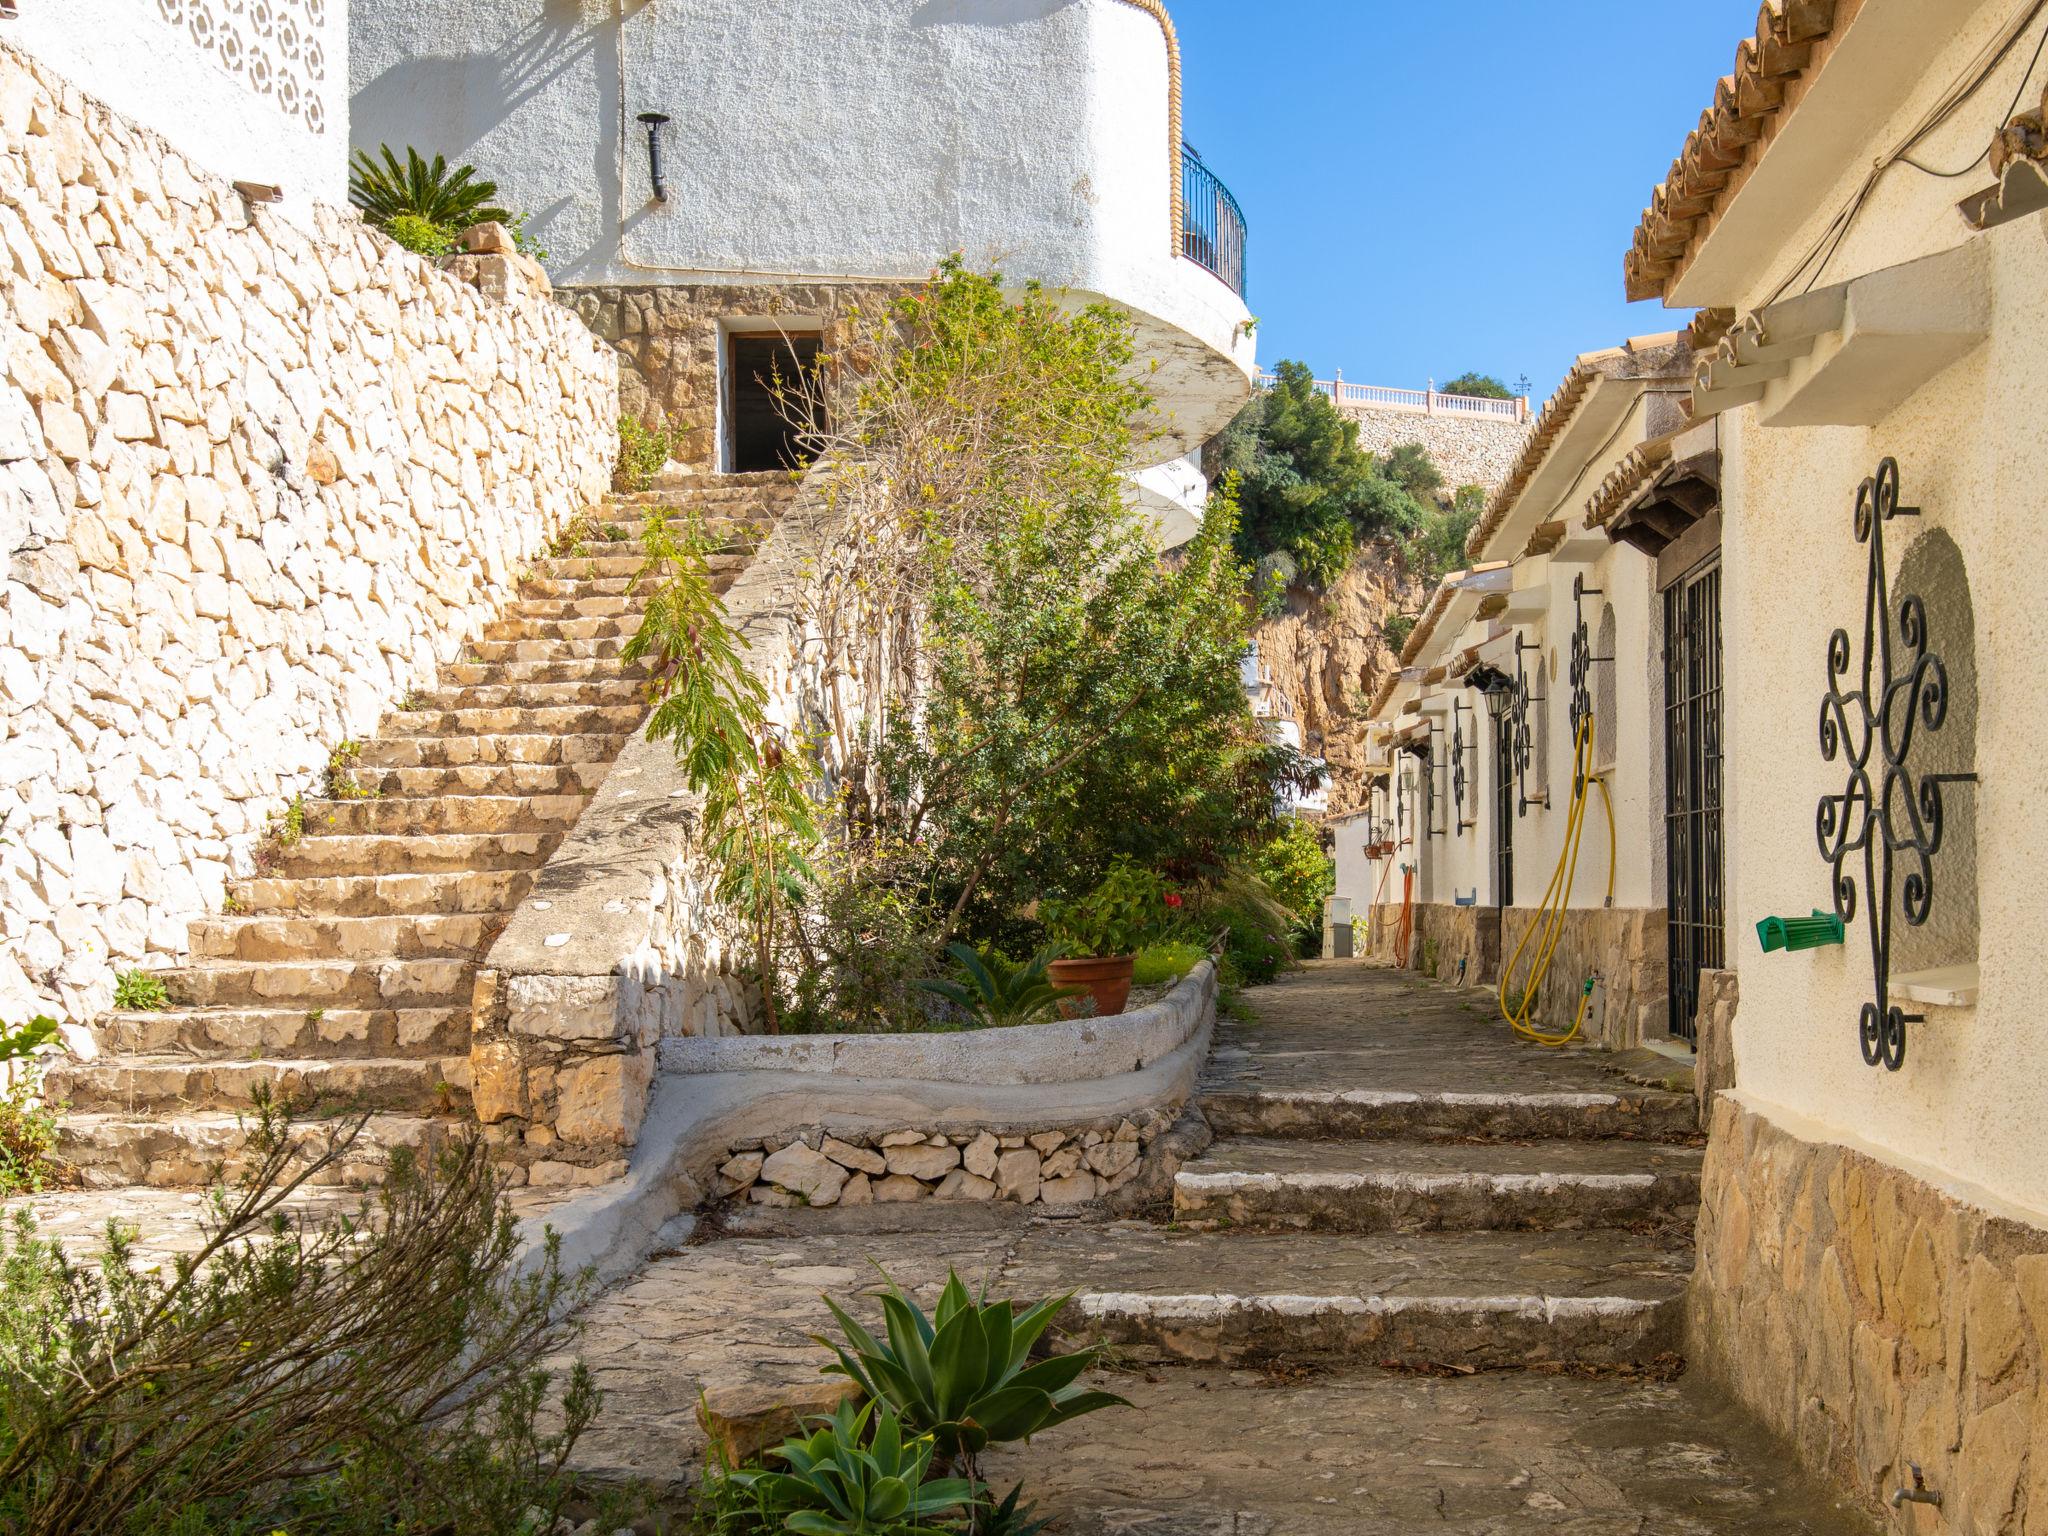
[1498,714,1616,1048]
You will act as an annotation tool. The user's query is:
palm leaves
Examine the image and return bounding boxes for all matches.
[347,144,510,232]
[915,945,1078,1029]
[816,1270,1128,1464]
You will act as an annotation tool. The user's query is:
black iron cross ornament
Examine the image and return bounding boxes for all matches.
[1816,457,1974,1071]
[1451,699,1474,833]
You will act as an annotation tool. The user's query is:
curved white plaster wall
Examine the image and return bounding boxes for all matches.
[347,0,1254,452]
[14,0,347,208]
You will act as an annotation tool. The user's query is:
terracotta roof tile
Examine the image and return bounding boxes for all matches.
[1586,432,1678,530]
[1623,1,1854,304]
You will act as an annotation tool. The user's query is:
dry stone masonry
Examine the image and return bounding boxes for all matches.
[0,43,617,1022]
[1343,404,1529,495]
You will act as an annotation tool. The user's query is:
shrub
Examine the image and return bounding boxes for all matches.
[917,944,1078,1029]
[616,414,687,494]
[1382,612,1417,653]
[783,839,945,1035]
[1246,817,1333,930]
[111,969,167,1012]
[1438,371,1514,400]
[711,1398,974,1535]
[1132,942,1205,986]
[0,1096,612,1535]
[348,144,510,231]
[0,1015,61,1197]
[384,211,456,257]
[1039,858,1167,960]
[817,1270,1128,1477]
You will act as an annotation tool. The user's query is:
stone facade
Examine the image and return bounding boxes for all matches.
[1691,1095,2048,1532]
[1343,404,1530,494]
[556,282,906,473]
[716,1108,1179,1211]
[0,44,618,1023]
[1409,902,1499,990]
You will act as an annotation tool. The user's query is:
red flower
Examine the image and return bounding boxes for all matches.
[1164,893,1184,909]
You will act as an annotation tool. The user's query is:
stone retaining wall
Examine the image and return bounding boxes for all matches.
[1405,903,1664,1050]
[0,44,617,1021]
[1343,405,1530,494]
[1691,1094,2048,1531]
[1410,902,1499,988]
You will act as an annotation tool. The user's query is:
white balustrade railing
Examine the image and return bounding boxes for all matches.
[1254,369,1529,422]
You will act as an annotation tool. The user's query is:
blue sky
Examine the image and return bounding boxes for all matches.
[1171,0,1761,399]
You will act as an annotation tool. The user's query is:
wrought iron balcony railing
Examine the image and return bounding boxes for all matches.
[1181,144,1247,298]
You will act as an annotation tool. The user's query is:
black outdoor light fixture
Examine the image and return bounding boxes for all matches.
[637,111,671,203]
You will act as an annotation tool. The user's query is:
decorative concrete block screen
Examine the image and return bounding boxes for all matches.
[0,43,618,1021]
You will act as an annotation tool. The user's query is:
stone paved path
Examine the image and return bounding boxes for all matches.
[556,961,1873,1533]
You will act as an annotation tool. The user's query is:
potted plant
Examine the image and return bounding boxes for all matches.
[1040,858,1166,1018]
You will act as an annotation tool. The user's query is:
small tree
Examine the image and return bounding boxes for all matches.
[1438,371,1514,400]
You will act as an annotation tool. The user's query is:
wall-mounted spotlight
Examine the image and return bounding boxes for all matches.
[637,111,671,204]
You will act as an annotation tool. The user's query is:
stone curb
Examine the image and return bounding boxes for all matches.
[1174,1164,1701,1233]
[1200,1087,1701,1142]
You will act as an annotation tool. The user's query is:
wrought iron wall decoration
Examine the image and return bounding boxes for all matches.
[1568,574,1611,759]
[1816,457,1975,1071]
[1509,635,1546,814]
[1451,699,1476,833]
[1405,727,1445,839]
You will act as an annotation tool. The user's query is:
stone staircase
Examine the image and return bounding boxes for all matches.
[1066,963,1705,1372]
[53,474,797,1189]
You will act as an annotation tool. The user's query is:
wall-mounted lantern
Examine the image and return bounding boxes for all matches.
[637,111,671,204]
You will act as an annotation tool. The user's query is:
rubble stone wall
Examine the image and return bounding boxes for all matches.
[1498,905,1667,1051]
[1691,1094,2048,1532]
[1410,902,1500,989]
[1343,404,1530,494]
[0,45,618,1021]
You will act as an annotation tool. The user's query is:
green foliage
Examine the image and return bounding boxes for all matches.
[1403,484,1486,583]
[1246,817,1333,927]
[271,792,308,847]
[627,511,819,1035]
[1188,866,1298,987]
[718,1399,974,1536]
[0,1016,61,1197]
[916,944,1078,1030]
[1382,612,1418,653]
[817,1270,1128,1468]
[323,740,373,801]
[1377,442,1443,502]
[348,144,510,232]
[1422,936,1442,976]
[782,838,945,1036]
[111,970,167,1012]
[616,414,688,494]
[1039,857,1166,960]
[974,1484,1052,1536]
[383,211,455,257]
[0,1096,606,1535]
[1131,942,1206,987]
[1214,363,1442,588]
[1438,372,1514,400]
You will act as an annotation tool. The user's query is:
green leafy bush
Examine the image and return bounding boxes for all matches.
[1382,612,1417,653]
[0,1015,61,1197]
[1438,371,1514,400]
[1040,858,1166,959]
[111,969,167,1012]
[818,1270,1127,1474]
[715,1398,974,1535]
[348,144,510,231]
[0,1096,612,1535]
[1131,942,1205,987]
[784,837,947,1035]
[383,211,456,256]
[616,414,688,493]
[916,944,1078,1029]
[1247,817,1333,930]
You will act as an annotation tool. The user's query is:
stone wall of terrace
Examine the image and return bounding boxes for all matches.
[0,43,618,1022]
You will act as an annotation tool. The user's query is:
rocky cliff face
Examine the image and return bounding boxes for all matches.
[1252,544,1424,817]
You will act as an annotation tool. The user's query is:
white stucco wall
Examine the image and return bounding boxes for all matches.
[1718,209,2048,1216]
[11,0,347,207]
[346,0,1253,453]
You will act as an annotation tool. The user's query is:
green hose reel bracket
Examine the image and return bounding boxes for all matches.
[1756,909,1846,954]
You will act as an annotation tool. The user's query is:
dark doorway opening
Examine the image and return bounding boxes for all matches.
[1663,558,1724,1046]
[727,331,821,473]
[1492,716,1515,908]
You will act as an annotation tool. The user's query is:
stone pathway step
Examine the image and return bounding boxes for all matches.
[228,869,534,917]
[1174,1136,1701,1234]
[420,678,648,711]
[309,794,588,837]
[163,957,474,1011]
[352,763,609,799]
[58,1110,460,1189]
[505,595,653,623]
[481,617,642,645]
[45,1053,467,1115]
[97,1004,468,1058]
[440,658,651,688]
[263,832,557,878]
[468,637,631,663]
[378,703,646,737]
[187,912,503,963]
[1201,1085,1700,1143]
[354,732,626,768]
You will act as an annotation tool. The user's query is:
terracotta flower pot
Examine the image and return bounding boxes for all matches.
[1047,955,1135,1019]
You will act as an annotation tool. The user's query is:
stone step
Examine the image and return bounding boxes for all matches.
[440,658,651,687]
[263,832,556,878]
[469,636,631,663]
[309,794,589,837]
[97,1004,468,1058]
[228,869,533,917]
[1029,1226,1686,1370]
[46,1054,467,1115]
[419,679,648,711]
[354,762,610,799]
[1199,1087,1701,1144]
[355,732,626,768]
[482,616,641,643]
[163,957,475,1011]
[379,703,647,737]
[187,911,502,962]
[1173,1138,1703,1234]
[506,594,653,622]
[527,555,651,581]
[59,1110,463,1189]
[518,574,641,599]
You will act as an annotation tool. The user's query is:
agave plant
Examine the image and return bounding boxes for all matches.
[724,1398,973,1536]
[915,945,1079,1029]
[347,144,509,233]
[816,1271,1128,1471]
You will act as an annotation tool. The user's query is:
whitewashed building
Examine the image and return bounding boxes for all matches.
[348,0,1258,542]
